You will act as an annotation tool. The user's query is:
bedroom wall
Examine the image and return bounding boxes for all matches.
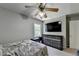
[70,3,79,14]
[43,16,66,48]
[0,8,43,44]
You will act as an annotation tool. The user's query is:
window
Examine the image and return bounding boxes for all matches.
[34,23,41,38]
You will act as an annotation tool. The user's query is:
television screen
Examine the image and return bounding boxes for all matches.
[46,21,62,32]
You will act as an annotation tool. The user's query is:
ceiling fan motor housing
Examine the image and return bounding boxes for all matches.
[38,3,46,12]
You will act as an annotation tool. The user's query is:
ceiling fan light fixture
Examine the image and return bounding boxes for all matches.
[44,13,47,18]
[39,12,44,17]
[38,11,47,19]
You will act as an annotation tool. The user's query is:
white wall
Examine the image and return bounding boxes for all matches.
[0,8,43,44]
[43,16,66,48]
[70,3,79,14]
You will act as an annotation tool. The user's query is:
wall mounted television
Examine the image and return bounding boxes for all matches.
[46,21,62,32]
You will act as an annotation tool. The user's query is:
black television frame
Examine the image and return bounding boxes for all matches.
[46,21,62,32]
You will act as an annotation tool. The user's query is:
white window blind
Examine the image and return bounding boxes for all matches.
[34,23,41,38]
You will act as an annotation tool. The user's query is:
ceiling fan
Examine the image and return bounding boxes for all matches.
[38,3,59,12]
[25,3,59,19]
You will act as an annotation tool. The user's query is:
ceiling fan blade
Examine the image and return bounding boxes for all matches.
[25,4,38,8]
[45,8,59,12]
[25,5,37,8]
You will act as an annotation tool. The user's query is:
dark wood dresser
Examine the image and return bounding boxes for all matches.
[42,34,63,50]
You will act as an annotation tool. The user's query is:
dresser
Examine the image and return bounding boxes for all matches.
[42,34,63,50]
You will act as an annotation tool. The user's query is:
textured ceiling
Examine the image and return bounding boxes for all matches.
[0,3,72,19]
[0,3,38,15]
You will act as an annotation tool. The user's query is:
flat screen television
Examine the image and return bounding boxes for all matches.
[46,21,62,32]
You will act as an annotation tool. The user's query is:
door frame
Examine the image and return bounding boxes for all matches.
[66,15,70,48]
[66,13,79,48]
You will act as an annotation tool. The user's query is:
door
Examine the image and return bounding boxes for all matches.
[70,20,76,48]
[69,20,79,49]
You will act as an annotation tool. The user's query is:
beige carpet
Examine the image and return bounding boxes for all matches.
[63,48,77,55]
[47,46,73,56]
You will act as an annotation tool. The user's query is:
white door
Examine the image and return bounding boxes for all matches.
[70,20,79,49]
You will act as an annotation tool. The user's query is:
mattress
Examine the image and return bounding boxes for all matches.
[1,40,48,56]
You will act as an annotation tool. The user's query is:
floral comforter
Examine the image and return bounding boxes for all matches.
[2,40,48,56]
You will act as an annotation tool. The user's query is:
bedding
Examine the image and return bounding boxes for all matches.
[1,40,48,56]
[0,45,3,56]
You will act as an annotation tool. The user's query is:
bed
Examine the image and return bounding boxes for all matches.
[0,40,48,56]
